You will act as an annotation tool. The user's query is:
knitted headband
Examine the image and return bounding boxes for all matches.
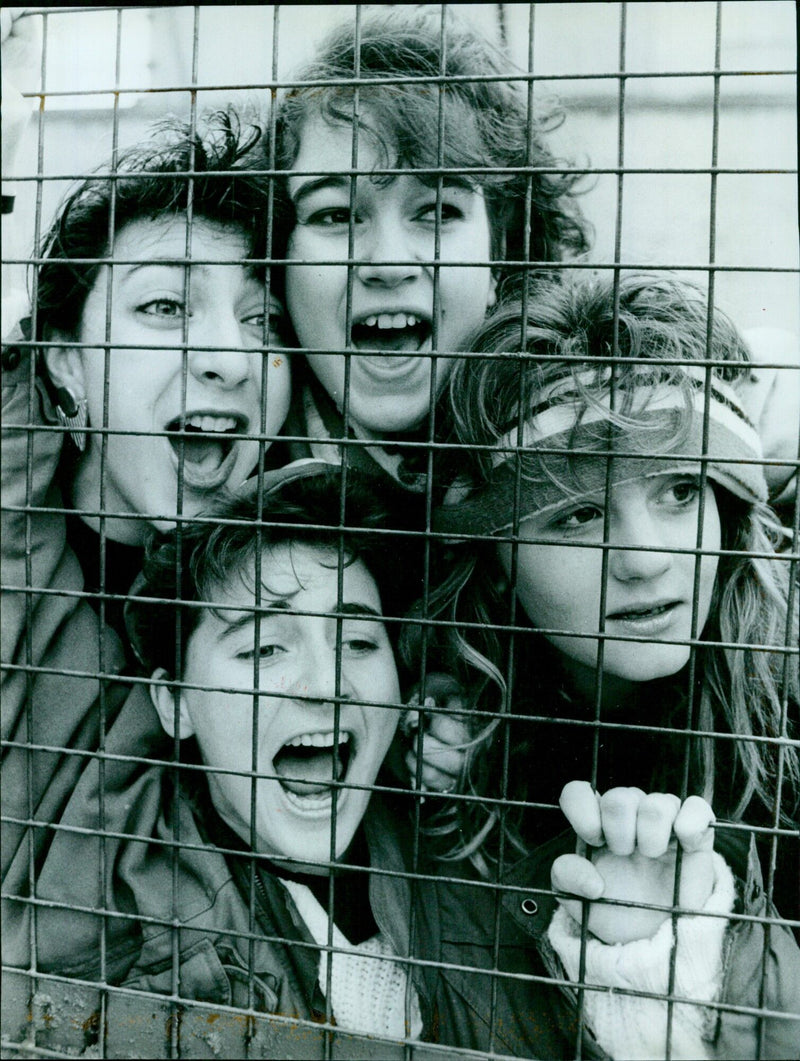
[435,366,768,537]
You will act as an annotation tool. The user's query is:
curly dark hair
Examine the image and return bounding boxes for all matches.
[126,466,425,684]
[34,109,273,341]
[271,6,589,304]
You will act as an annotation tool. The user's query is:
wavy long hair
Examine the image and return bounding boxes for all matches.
[405,275,799,868]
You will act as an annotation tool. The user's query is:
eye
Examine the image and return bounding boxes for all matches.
[241,310,283,330]
[664,476,702,506]
[137,298,186,319]
[556,505,603,530]
[305,206,357,228]
[236,643,284,662]
[344,637,379,654]
[341,619,385,655]
[416,199,466,224]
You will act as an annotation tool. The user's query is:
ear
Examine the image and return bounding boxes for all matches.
[42,330,87,399]
[493,572,510,596]
[150,667,195,740]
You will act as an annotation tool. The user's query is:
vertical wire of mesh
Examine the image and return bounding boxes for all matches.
[303,9,368,1050]
[757,452,800,1058]
[488,6,538,1055]
[19,12,49,1057]
[401,6,454,1052]
[165,10,202,1058]
[660,8,726,1057]
[570,6,629,1058]
[241,11,285,1053]
[91,12,124,1057]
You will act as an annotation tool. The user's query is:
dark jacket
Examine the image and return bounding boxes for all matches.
[2,681,558,1059]
[429,830,800,1060]
[0,346,540,1058]
[4,340,797,1059]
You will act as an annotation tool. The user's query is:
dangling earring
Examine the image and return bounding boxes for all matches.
[494,573,510,597]
[55,386,88,452]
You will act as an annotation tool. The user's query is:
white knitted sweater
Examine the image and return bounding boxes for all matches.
[281,878,423,1041]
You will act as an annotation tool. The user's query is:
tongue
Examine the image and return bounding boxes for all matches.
[275,748,342,796]
[171,436,227,473]
[352,327,424,353]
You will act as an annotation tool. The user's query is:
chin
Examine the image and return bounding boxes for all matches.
[611,648,691,684]
[364,408,428,436]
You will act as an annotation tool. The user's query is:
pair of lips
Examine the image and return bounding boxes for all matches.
[606,601,679,621]
[166,412,247,488]
[351,312,431,353]
[273,730,353,798]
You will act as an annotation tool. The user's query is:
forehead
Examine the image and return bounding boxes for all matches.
[290,112,390,175]
[198,542,383,622]
[523,464,707,519]
[110,215,250,263]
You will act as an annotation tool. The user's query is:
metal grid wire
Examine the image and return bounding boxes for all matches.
[1,4,798,1059]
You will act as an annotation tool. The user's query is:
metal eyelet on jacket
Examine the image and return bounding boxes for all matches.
[520,898,538,916]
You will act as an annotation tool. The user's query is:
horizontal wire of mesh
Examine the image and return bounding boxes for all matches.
[2,4,798,1060]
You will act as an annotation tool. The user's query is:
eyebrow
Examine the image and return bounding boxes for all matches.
[290,172,478,208]
[216,599,384,638]
[120,258,260,278]
[119,260,211,279]
[417,173,478,193]
[289,174,350,208]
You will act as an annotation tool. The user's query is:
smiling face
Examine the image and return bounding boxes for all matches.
[284,114,496,436]
[498,473,721,696]
[151,542,401,871]
[48,215,291,543]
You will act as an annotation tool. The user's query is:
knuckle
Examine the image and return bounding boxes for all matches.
[600,788,636,817]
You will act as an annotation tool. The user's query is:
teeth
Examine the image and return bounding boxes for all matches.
[184,414,238,433]
[362,313,420,330]
[286,731,350,748]
[284,790,334,811]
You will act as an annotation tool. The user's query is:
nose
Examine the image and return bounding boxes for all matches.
[291,642,352,710]
[355,214,423,289]
[608,511,673,583]
[188,312,253,389]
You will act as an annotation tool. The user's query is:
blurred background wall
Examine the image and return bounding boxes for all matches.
[5,2,797,334]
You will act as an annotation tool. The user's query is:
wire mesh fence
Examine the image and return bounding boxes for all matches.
[1,4,798,1059]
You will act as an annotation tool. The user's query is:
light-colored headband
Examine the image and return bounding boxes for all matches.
[435,367,768,537]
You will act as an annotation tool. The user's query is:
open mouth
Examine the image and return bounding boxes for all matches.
[273,730,354,808]
[166,412,246,490]
[351,312,431,353]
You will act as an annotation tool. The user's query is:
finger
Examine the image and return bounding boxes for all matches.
[425,713,470,747]
[404,749,422,787]
[417,763,460,793]
[674,796,715,852]
[414,736,464,778]
[636,792,681,858]
[599,787,645,855]
[551,853,604,900]
[418,673,463,707]
[399,709,420,736]
[559,781,603,846]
